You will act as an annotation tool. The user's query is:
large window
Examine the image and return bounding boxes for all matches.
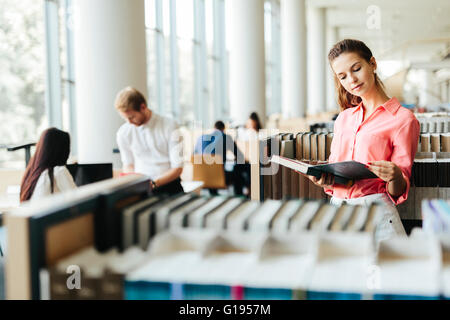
[145,0,227,128]
[0,0,74,169]
[0,0,47,168]
[264,0,281,116]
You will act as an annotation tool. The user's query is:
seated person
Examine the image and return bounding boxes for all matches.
[115,87,184,194]
[20,128,77,202]
[194,121,248,196]
[237,111,263,142]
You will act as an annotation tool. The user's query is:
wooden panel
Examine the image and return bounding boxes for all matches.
[191,155,227,189]
[45,213,94,266]
[5,214,31,299]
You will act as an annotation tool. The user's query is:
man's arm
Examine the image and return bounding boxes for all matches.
[158,119,184,187]
[154,167,183,187]
[117,128,135,173]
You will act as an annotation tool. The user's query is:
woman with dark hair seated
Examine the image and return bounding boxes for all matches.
[246,112,262,132]
[20,128,76,202]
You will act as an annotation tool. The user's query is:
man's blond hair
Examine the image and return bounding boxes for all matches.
[114,87,147,112]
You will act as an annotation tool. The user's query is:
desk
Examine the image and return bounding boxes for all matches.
[0,193,20,216]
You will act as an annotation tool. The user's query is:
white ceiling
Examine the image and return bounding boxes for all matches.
[307,0,450,62]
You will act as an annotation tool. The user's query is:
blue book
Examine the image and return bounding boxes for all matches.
[124,280,171,300]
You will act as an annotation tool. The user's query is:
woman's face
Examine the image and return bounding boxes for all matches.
[331,52,376,98]
[246,119,257,131]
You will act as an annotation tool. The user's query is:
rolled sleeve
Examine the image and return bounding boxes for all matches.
[387,118,420,205]
[116,129,134,166]
[387,171,411,205]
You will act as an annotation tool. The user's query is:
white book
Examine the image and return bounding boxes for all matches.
[155,194,198,233]
[197,233,266,285]
[126,251,203,284]
[169,197,209,229]
[129,229,218,284]
[122,197,160,250]
[105,246,147,274]
[344,205,369,232]
[308,203,339,232]
[247,200,284,232]
[205,198,245,230]
[148,229,218,256]
[308,233,373,294]
[137,197,181,250]
[375,235,441,297]
[226,201,260,231]
[329,204,355,231]
[363,204,384,233]
[243,233,317,289]
[202,232,265,257]
[271,200,304,234]
[187,197,229,228]
[289,201,321,232]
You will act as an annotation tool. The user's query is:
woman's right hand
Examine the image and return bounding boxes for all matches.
[308,173,334,188]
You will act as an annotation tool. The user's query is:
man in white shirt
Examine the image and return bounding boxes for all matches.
[115,87,184,194]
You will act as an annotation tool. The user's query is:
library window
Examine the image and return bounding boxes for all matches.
[0,0,47,168]
[145,0,228,128]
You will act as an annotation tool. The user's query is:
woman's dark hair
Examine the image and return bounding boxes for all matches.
[328,39,386,111]
[20,128,71,202]
[249,112,262,131]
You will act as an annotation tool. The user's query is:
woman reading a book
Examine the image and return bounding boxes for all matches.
[310,39,420,241]
[20,128,77,202]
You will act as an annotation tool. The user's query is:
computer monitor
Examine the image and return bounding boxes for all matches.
[66,163,113,186]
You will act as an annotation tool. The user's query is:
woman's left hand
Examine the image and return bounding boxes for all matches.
[367,160,403,183]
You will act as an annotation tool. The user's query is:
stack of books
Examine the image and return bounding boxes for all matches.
[116,193,385,252]
[260,132,334,201]
[398,153,450,220]
[122,229,447,300]
[44,227,450,300]
[416,113,450,134]
[418,133,450,152]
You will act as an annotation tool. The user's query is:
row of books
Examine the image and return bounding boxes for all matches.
[418,133,450,153]
[422,199,450,234]
[47,228,450,300]
[118,193,384,252]
[397,152,450,220]
[256,131,450,223]
[261,133,334,201]
[309,121,334,133]
[416,116,450,133]
[306,114,450,135]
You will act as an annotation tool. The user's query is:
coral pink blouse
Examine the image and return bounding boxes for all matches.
[324,97,420,205]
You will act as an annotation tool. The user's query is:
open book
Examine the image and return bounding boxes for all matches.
[270,155,378,186]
